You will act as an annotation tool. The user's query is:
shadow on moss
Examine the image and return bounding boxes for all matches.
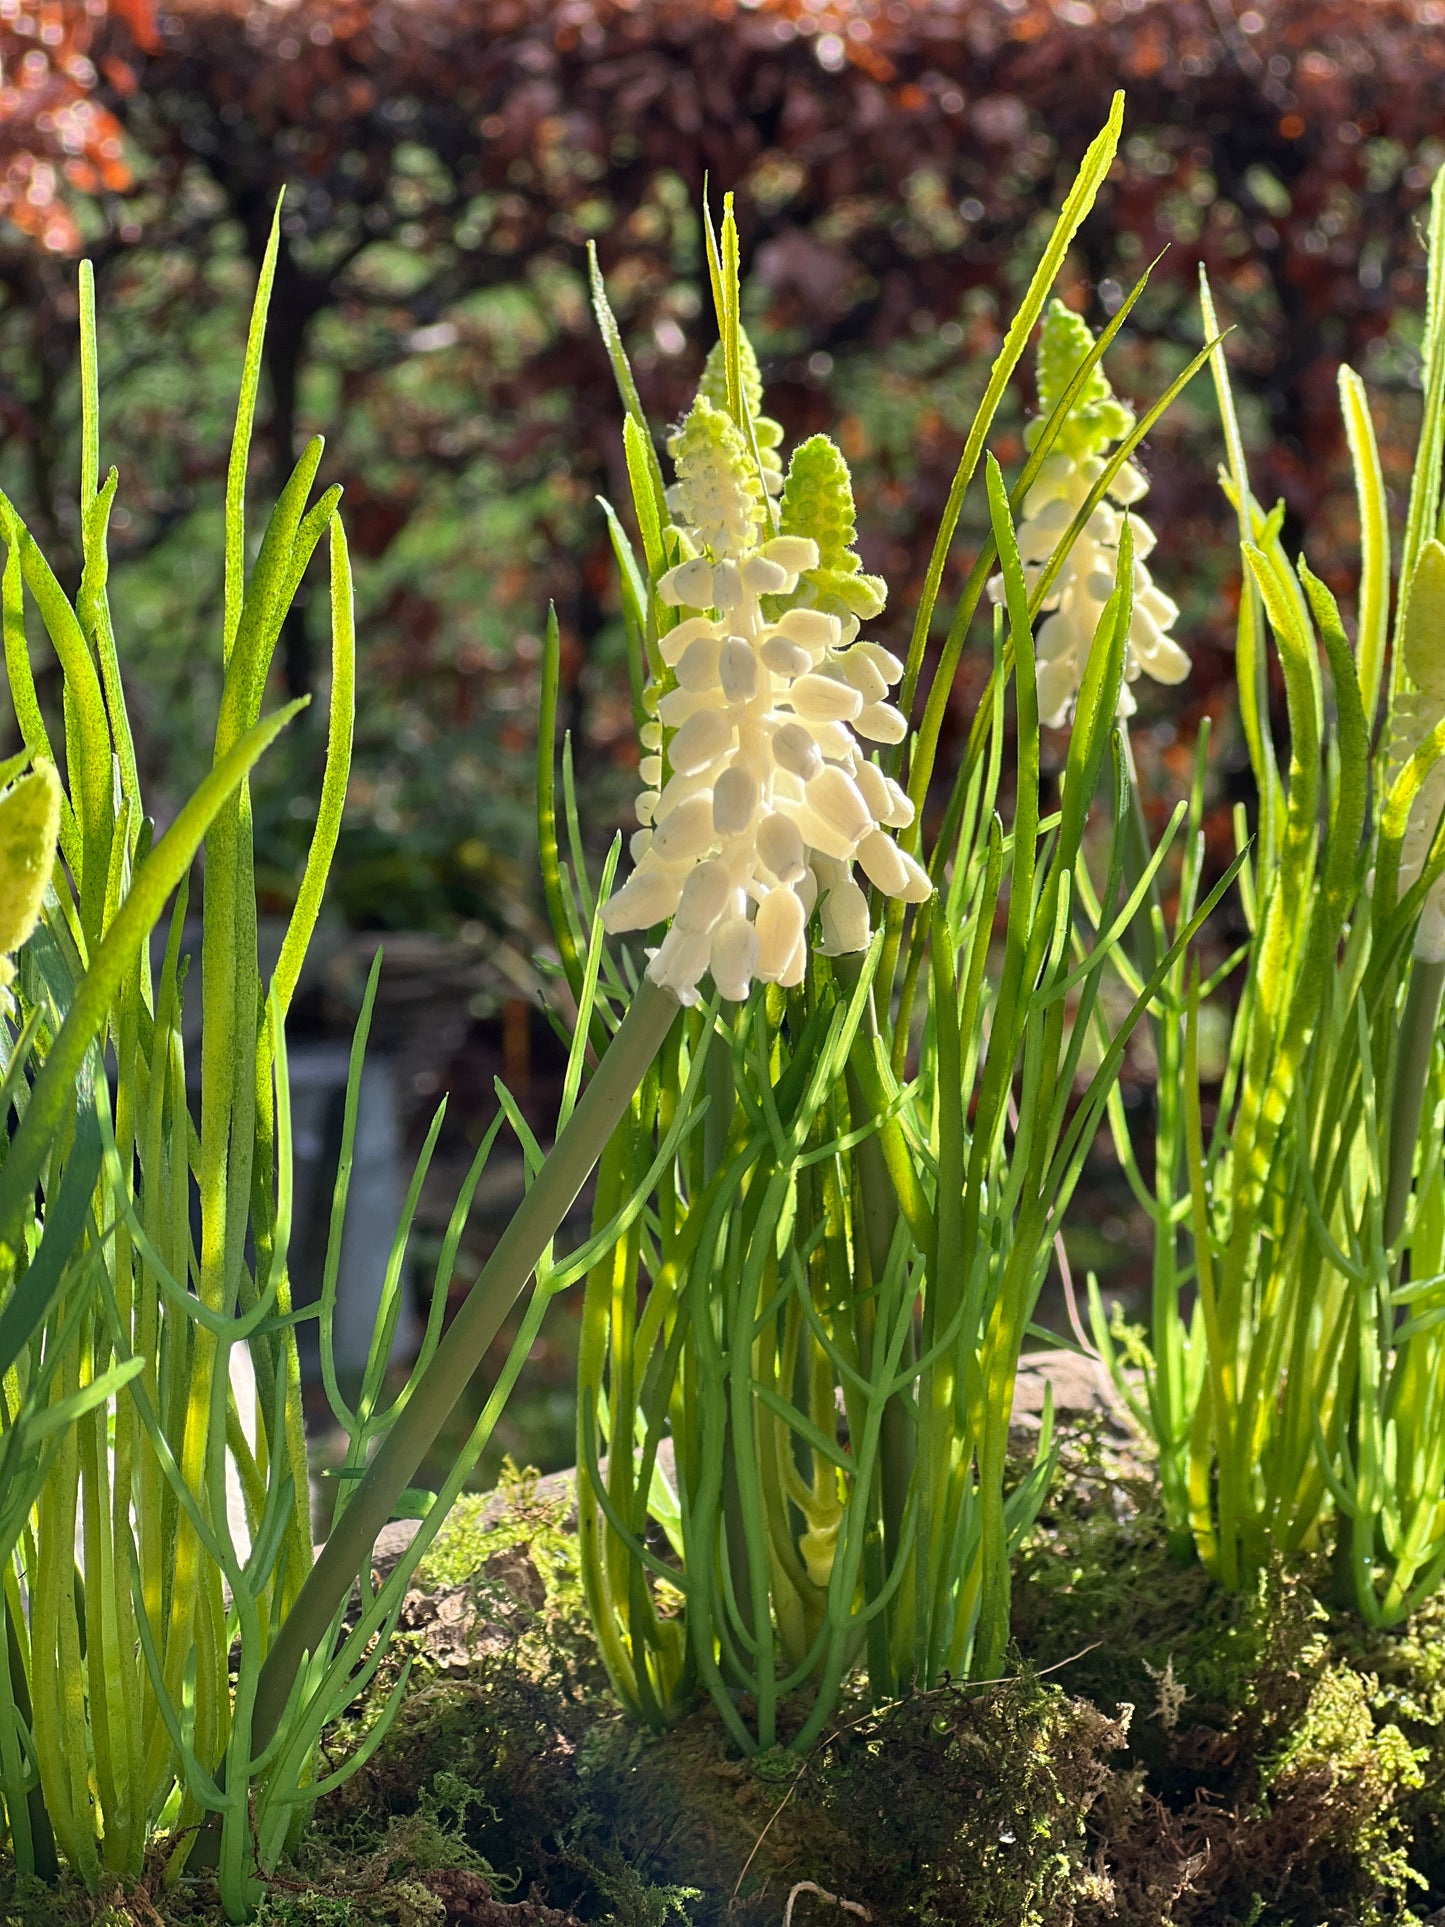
[6,1446,1445,1925]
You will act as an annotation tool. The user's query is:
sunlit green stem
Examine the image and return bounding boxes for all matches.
[241,975,680,1766]
[1119,724,1194,1560]
[1119,724,1166,1016]
[832,953,914,1577]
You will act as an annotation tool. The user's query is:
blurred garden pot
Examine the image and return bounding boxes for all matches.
[152,917,418,1392]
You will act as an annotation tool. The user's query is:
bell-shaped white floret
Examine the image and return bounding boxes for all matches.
[676,634,722,691]
[814,855,872,954]
[650,793,716,863]
[675,858,733,933]
[756,884,806,980]
[806,766,872,848]
[711,915,761,1000]
[719,636,759,703]
[855,702,908,744]
[757,810,806,884]
[659,556,716,610]
[787,674,864,725]
[668,708,733,778]
[713,763,760,836]
[773,722,823,781]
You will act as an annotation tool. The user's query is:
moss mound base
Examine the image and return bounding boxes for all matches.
[8,1437,1445,1926]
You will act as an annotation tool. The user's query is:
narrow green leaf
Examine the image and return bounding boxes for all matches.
[1338,365,1390,730]
[1203,265,1279,866]
[1397,167,1445,702]
[587,240,668,514]
[0,1095,102,1381]
[622,417,668,587]
[598,494,655,717]
[899,93,1124,716]
[226,199,284,663]
[537,604,590,1013]
[272,515,356,1021]
[27,1356,146,1445]
[217,437,326,757]
[2,506,114,935]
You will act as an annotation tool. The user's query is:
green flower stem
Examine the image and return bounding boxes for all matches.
[832,953,914,1574]
[239,974,680,1770]
[1385,957,1445,1252]
[2,1580,56,1879]
[1119,725,1166,1017]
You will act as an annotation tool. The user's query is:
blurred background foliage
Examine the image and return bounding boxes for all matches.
[3,0,1443,935]
[3,0,1445,1468]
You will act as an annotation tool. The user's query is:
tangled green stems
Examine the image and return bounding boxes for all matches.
[1,219,689,1914]
[1102,170,1445,1626]
[0,222,328,1894]
[240,972,681,1766]
[572,141,1241,1754]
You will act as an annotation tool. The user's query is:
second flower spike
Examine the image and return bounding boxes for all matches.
[992,298,1189,728]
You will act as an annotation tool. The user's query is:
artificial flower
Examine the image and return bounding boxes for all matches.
[992,299,1188,729]
[603,384,929,1006]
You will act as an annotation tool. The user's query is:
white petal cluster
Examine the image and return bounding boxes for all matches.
[992,451,1188,729]
[603,535,929,1006]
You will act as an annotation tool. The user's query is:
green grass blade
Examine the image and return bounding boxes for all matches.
[1338,366,1391,731]
[587,240,668,517]
[537,604,589,1012]
[1,505,114,936]
[1397,166,1445,701]
[1202,264,1279,865]
[898,92,1123,718]
[271,516,356,1021]
[226,200,283,663]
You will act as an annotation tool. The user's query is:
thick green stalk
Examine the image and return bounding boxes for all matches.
[1385,957,1445,1252]
[2,1578,56,1879]
[827,958,914,1604]
[242,975,680,1764]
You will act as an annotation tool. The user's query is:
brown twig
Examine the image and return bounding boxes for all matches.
[782,1881,873,1925]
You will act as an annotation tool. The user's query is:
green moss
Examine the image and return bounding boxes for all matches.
[10,1440,1445,1924]
[1013,1424,1435,1925]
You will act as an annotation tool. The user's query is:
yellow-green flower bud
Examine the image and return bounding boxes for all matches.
[1033,297,1135,460]
[778,434,887,624]
[693,333,785,498]
[0,757,62,1011]
[670,395,765,561]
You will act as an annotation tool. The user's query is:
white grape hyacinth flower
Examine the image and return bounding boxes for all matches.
[602,403,930,1007]
[991,449,1189,729]
[1387,538,1445,962]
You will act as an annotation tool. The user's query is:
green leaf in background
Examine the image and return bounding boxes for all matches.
[1403,537,1445,699]
[0,757,61,968]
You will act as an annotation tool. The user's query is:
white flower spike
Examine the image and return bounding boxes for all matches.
[603,389,930,1006]
[992,299,1188,729]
